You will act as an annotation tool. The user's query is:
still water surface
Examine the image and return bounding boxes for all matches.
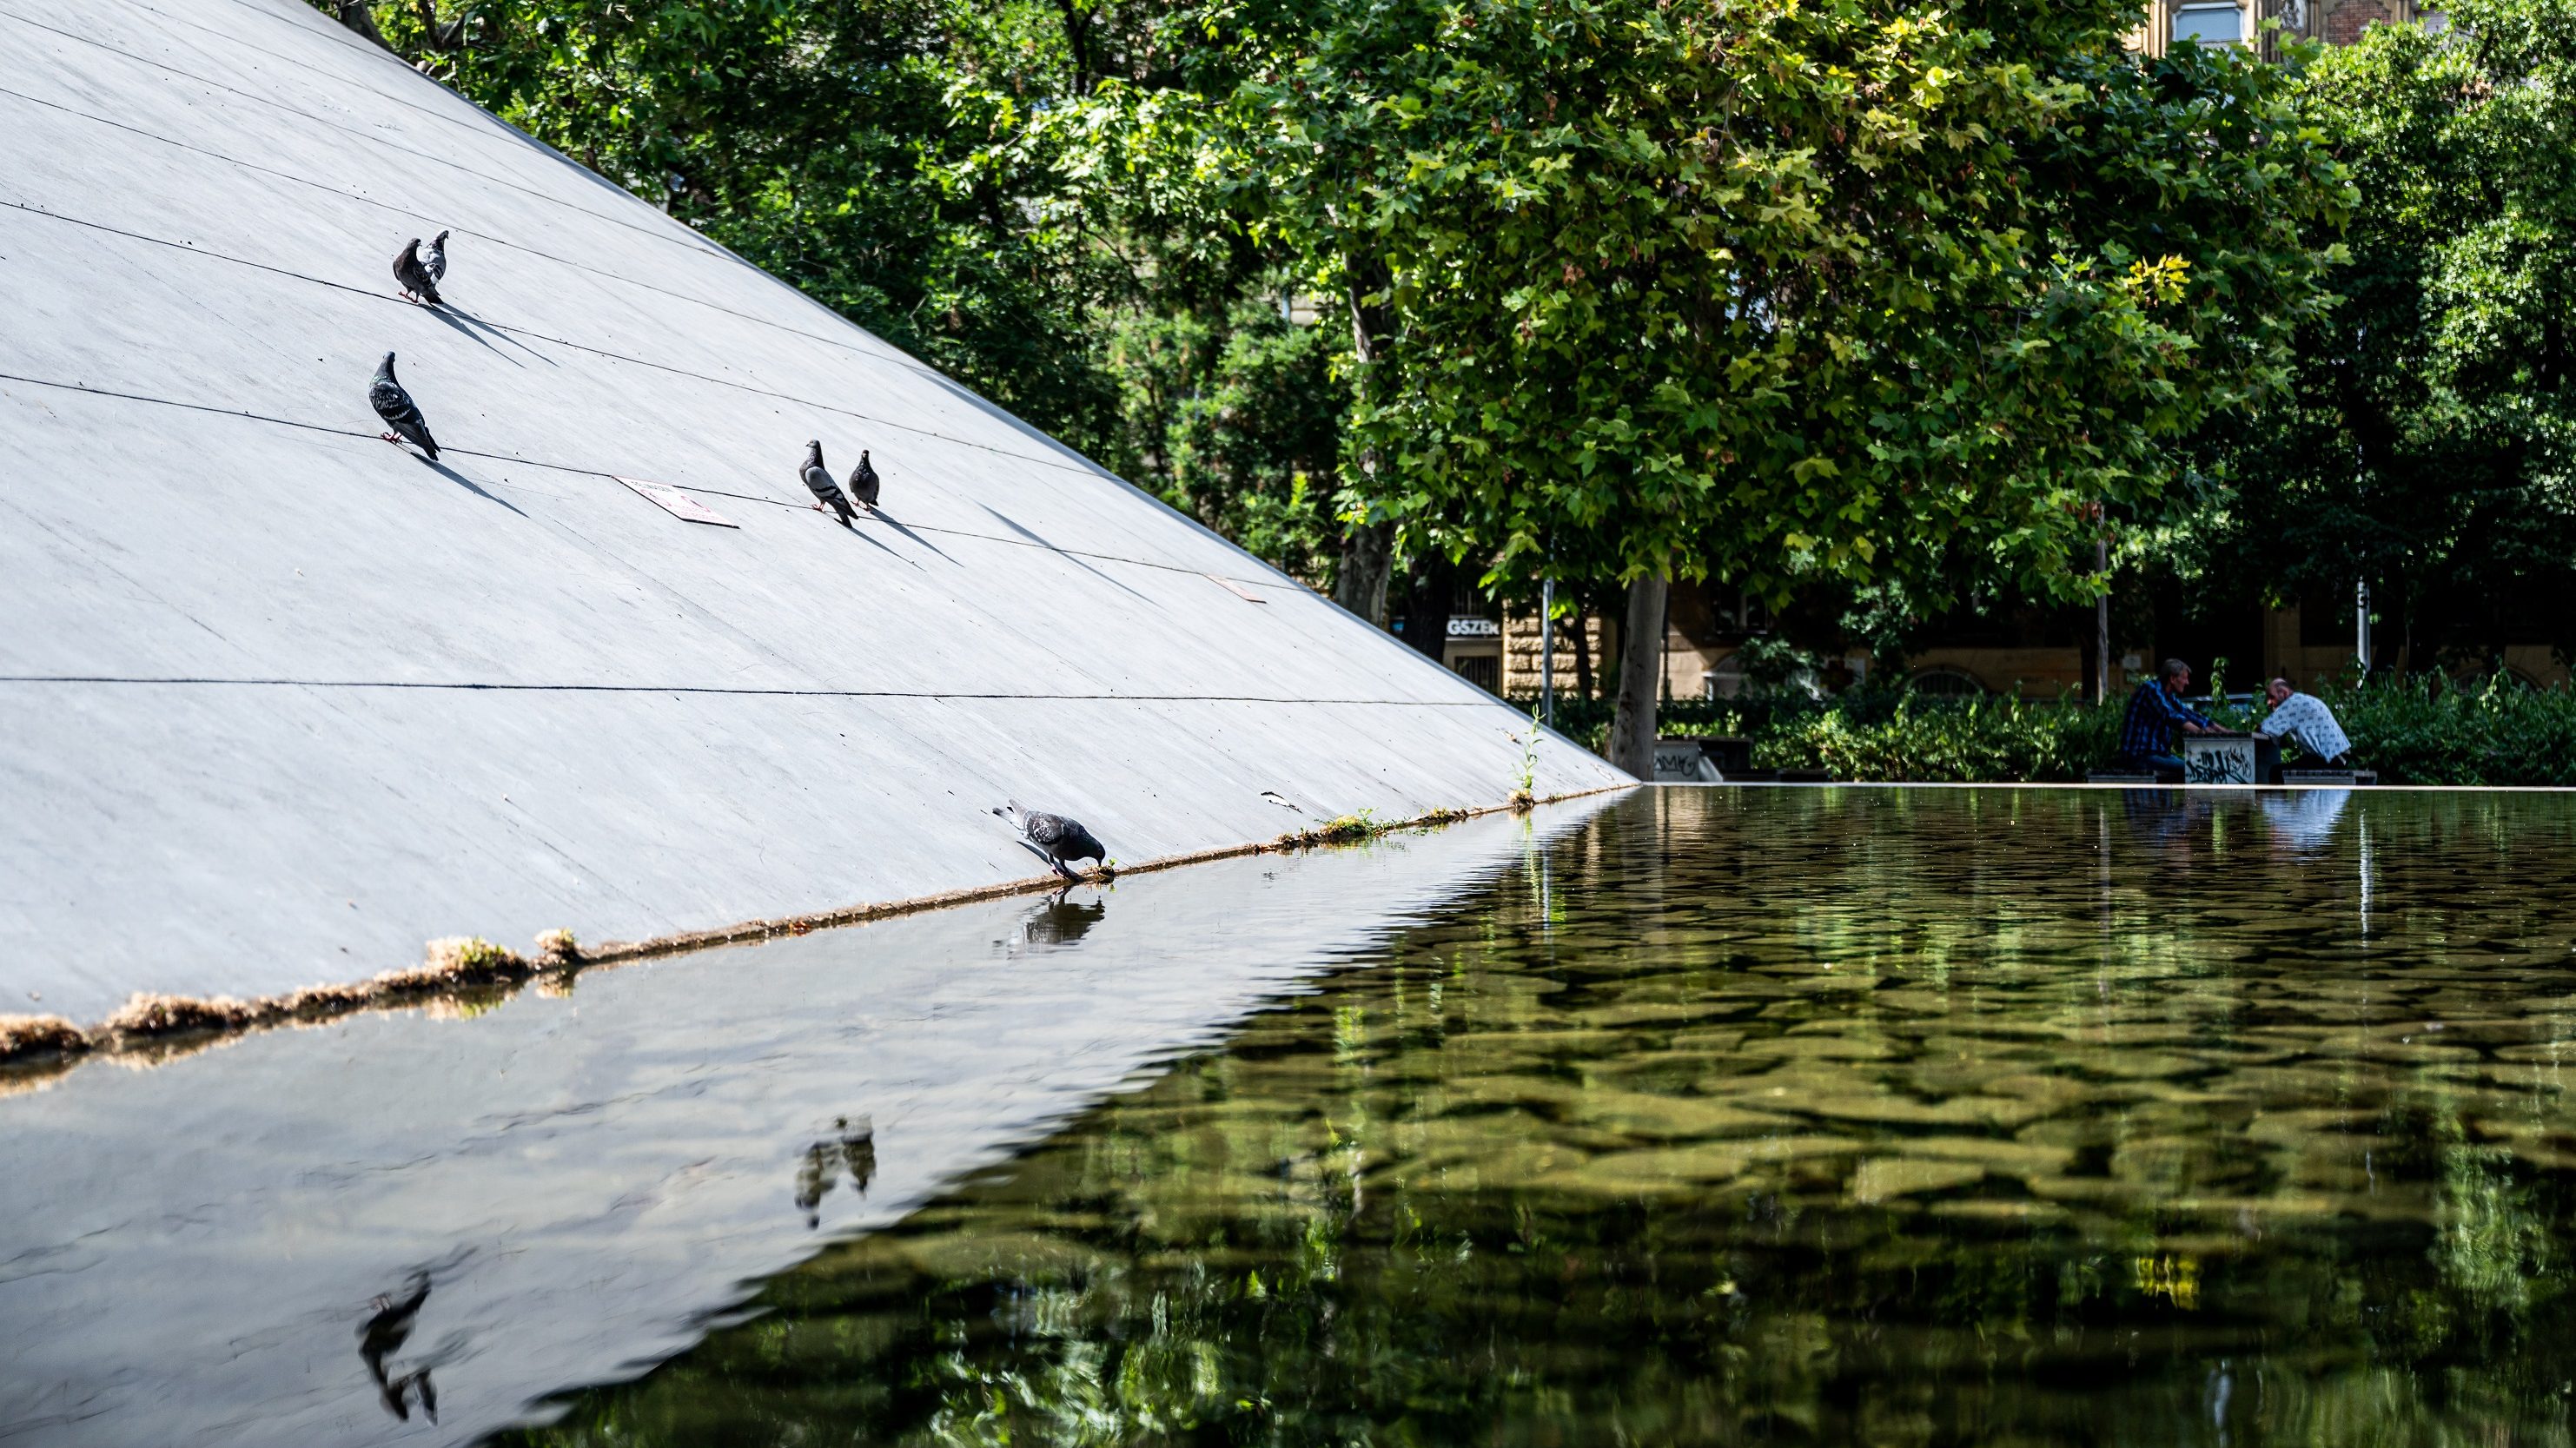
[507,786,2576,1446]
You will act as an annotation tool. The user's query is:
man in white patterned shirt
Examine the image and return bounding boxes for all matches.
[2255,675,2355,769]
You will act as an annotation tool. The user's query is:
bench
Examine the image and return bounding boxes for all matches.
[2282,769,2379,786]
[1652,736,1758,783]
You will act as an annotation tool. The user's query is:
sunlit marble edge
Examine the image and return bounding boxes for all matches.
[0,786,1633,1084]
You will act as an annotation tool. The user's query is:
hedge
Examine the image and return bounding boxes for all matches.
[1514,678,2576,786]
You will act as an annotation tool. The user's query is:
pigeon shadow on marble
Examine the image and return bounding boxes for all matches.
[866,508,958,565]
[419,456,529,517]
[412,299,520,366]
[977,504,1151,602]
[837,515,912,565]
[435,301,560,367]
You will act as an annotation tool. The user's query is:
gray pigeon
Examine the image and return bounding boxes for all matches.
[393,238,441,306]
[423,228,449,284]
[993,801,1108,879]
[370,352,439,459]
[800,440,852,526]
[847,449,880,511]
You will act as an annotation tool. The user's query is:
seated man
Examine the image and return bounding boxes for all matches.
[2116,658,2218,776]
[2255,673,2355,770]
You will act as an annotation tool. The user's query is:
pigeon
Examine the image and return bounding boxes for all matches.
[393,238,441,306]
[847,449,880,512]
[992,801,1108,880]
[800,440,852,525]
[423,228,449,284]
[370,352,439,459]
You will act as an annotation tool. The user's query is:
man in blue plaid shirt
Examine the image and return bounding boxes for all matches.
[2116,658,2218,775]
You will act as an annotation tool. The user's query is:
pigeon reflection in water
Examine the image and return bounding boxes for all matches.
[358,1273,438,1423]
[1016,883,1103,950]
[792,1116,877,1228]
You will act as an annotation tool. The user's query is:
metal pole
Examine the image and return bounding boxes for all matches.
[2355,578,2371,675]
[2095,537,2111,705]
[1540,577,1556,731]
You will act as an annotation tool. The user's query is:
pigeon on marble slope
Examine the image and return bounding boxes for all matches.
[393,238,441,306]
[423,228,449,284]
[800,440,853,525]
[992,801,1108,880]
[847,449,880,511]
[370,352,439,459]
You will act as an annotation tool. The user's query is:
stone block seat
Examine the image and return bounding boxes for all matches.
[2283,769,2379,786]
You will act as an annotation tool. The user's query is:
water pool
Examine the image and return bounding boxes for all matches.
[504,786,2576,1446]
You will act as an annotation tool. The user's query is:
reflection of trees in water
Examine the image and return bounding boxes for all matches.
[507,792,2576,1447]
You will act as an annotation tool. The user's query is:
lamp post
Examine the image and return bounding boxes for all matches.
[2093,507,2111,705]
[1540,576,1556,731]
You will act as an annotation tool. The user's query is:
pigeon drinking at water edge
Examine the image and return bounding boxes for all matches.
[800,440,853,525]
[993,801,1108,880]
[423,228,449,284]
[369,352,439,459]
[393,238,441,307]
[848,449,880,512]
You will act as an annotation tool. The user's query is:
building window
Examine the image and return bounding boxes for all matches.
[2172,2,2244,43]
[1906,667,1986,698]
[1452,654,1500,692]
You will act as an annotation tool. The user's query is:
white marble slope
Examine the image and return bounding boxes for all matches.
[0,0,1629,1022]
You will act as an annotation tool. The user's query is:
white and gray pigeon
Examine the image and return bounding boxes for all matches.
[393,238,441,306]
[423,228,449,284]
[800,440,853,526]
[369,352,439,459]
[993,801,1108,879]
[847,449,880,511]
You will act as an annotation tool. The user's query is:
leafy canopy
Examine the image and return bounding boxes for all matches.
[1248,0,2347,615]
[2186,0,2576,664]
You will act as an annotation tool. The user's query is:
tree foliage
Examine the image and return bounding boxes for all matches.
[1248,0,2347,623]
[2187,0,2576,666]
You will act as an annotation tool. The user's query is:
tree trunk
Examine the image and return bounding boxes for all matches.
[330,0,391,48]
[1334,523,1394,625]
[1399,551,1459,662]
[1608,573,1669,778]
[1333,256,1398,626]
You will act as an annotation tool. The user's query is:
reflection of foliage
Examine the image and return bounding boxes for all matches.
[2435,1137,2554,1319]
[510,792,2576,1447]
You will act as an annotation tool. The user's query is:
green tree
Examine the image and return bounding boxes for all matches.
[2188,0,2576,673]
[1249,0,2346,770]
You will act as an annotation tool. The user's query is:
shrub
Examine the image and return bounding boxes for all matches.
[1517,678,2576,785]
